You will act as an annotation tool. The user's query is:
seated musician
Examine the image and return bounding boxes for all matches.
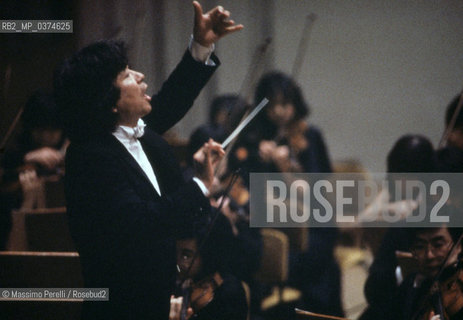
[0,90,67,248]
[361,134,437,320]
[1,90,67,210]
[395,214,462,320]
[231,71,342,316]
[230,71,332,182]
[171,213,248,320]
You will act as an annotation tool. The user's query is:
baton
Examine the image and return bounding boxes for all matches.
[221,98,269,149]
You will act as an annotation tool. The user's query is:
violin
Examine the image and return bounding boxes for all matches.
[176,272,224,320]
[189,272,224,312]
[421,263,463,320]
[215,172,249,210]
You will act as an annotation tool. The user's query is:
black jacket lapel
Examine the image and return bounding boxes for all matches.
[105,134,161,198]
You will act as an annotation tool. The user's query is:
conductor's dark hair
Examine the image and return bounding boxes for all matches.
[53,40,128,142]
[445,95,463,130]
[255,71,309,121]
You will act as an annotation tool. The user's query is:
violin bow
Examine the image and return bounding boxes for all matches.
[291,13,317,80]
[240,37,272,106]
[439,88,463,149]
[0,64,21,159]
[214,37,272,177]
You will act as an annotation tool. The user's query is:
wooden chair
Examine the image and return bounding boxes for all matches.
[254,228,301,311]
[281,227,309,253]
[6,207,75,251]
[295,308,350,320]
[24,207,75,251]
[333,160,373,249]
[0,251,83,319]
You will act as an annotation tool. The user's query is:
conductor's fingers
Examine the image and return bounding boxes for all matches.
[223,24,244,35]
[206,139,225,158]
[192,1,203,25]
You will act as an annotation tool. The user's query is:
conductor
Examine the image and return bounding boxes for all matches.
[53,2,242,319]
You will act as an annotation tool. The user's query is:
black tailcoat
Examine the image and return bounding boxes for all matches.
[65,51,218,319]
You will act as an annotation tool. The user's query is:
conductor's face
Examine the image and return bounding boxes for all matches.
[114,66,152,127]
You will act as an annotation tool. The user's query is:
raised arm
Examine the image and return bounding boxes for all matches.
[144,2,243,134]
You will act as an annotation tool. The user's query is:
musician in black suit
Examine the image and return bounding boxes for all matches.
[53,2,242,319]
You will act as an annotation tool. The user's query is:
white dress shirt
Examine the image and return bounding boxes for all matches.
[113,119,162,196]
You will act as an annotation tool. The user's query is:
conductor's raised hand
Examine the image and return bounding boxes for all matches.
[192,1,243,47]
[193,139,225,191]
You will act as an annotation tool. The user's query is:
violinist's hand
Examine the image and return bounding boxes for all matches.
[427,311,440,320]
[272,145,292,171]
[169,295,193,320]
[259,140,277,163]
[192,1,243,47]
[193,139,225,191]
[24,147,63,171]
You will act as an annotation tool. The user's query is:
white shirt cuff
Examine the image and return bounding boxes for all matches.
[193,177,210,196]
[189,35,216,66]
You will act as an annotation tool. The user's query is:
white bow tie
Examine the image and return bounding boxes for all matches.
[117,119,147,140]
[132,119,146,139]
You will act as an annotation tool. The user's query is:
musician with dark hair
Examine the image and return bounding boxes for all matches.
[0,89,69,248]
[171,213,248,320]
[228,71,342,317]
[397,220,463,320]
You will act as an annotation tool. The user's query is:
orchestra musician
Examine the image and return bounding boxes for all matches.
[229,71,332,183]
[53,2,242,319]
[395,215,462,320]
[170,213,248,320]
[229,71,343,316]
[360,134,437,320]
[0,90,67,248]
